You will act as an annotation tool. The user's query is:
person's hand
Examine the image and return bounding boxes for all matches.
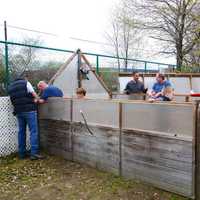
[155,92,162,98]
[148,90,155,98]
[124,90,130,95]
[38,99,45,104]
[148,98,155,103]
[34,98,38,103]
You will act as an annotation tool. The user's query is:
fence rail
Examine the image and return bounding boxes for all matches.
[38,98,200,198]
[0,40,177,96]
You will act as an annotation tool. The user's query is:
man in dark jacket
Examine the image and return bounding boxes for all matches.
[8,75,44,160]
[124,71,147,94]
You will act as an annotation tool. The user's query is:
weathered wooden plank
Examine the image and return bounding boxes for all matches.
[73,149,119,167]
[39,119,72,152]
[122,149,192,173]
[74,144,118,163]
[46,146,72,160]
[122,130,193,163]
[73,151,119,175]
[122,165,192,197]
[73,139,118,154]
[122,160,192,185]
[39,111,195,199]
[72,123,120,174]
[196,102,200,200]
[121,129,193,197]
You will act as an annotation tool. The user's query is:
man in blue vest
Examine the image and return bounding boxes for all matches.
[8,75,44,160]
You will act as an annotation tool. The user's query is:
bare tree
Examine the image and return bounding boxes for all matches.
[105,15,121,70]
[9,37,42,78]
[105,2,142,71]
[123,0,200,69]
[184,14,200,67]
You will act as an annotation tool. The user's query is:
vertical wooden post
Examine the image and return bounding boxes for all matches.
[195,101,200,199]
[77,49,82,88]
[185,95,190,102]
[70,98,74,161]
[119,102,122,176]
[189,75,192,92]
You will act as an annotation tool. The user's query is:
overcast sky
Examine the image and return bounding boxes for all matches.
[0,0,116,47]
[0,0,176,65]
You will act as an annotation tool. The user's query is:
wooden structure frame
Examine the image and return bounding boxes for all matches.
[48,50,112,98]
[39,98,200,199]
[118,72,200,102]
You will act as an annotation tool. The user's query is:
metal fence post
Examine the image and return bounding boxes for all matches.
[4,21,9,93]
[144,61,147,73]
[96,55,99,74]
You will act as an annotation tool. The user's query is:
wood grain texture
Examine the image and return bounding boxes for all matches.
[121,129,194,197]
[196,103,200,200]
[39,119,195,198]
[38,97,197,199]
[71,122,120,175]
[39,119,72,160]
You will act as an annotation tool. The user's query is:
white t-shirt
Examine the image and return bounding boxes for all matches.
[27,81,35,93]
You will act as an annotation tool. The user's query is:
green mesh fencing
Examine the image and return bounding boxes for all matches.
[5,43,73,94]
[0,40,178,96]
[0,43,6,96]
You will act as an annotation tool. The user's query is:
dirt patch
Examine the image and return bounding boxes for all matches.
[0,154,189,200]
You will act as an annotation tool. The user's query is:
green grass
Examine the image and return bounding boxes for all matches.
[0,154,190,200]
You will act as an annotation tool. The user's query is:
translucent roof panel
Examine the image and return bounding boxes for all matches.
[144,77,156,91]
[119,77,132,92]
[53,55,78,97]
[53,54,109,99]
[191,78,200,93]
[169,77,191,94]
[82,70,109,99]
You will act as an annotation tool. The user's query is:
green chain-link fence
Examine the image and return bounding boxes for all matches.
[0,40,177,96]
[0,43,6,96]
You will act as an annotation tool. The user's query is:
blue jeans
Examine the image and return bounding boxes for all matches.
[17,111,39,157]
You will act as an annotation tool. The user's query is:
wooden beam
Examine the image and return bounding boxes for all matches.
[119,102,122,176]
[195,101,200,200]
[119,72,200,78]
[189,75,193,91]
[48,52,77,84]
[81,53,112,98]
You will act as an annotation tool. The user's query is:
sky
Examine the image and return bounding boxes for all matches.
[0,0,176,66]
[0,0,116,48]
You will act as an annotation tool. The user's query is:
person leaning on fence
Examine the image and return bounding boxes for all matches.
[37,81,63,103]
[148,73,173,102]
[124,71,147,95]
[149,86,174,102]
[76,87,86,99]
[8,74,44,160]
[148,73,171,99]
